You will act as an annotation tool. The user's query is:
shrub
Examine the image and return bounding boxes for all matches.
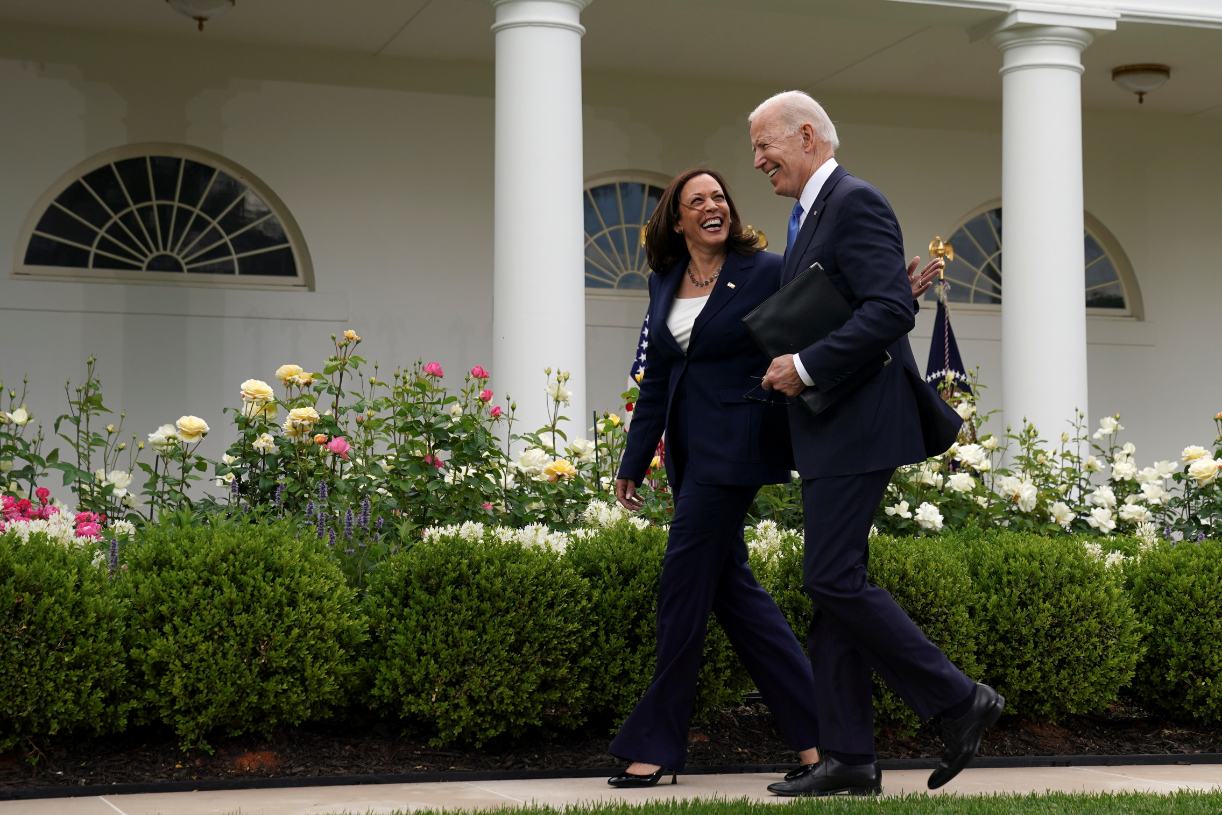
[753,528,978,735]
[0,531,130,751]
[119,520,365,750]
[963,531,1143,721]
[363,529,593,745]
[565,522,752,731]
[1127,538,1222,721]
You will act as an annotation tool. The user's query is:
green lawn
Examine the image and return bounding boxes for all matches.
[322,791,1222,815]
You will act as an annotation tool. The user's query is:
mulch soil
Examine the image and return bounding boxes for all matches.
[3,702,1220,789]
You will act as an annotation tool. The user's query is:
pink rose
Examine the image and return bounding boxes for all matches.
[489,405,503,419]
[470,365,490,380]
[479,389,493,402]
[324,436,351,460]
[423,362,444,378]
[423,454,444,469]
[76,522,102,539]
[482,503,493,510]
[35,487,50,503]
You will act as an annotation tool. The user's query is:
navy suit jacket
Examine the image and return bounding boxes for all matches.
[782,165,958,478]
[618,250,793,489]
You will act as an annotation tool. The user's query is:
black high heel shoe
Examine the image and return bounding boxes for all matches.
[607,767,677,788]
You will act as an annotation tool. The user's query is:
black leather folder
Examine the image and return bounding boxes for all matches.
[742,262,890,418]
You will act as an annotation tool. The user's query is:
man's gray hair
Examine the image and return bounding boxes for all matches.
[748,90,839,152]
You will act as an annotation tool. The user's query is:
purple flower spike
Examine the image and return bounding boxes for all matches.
[316,511,327,542]
[359,497,371,530]
[108,538,120,576]
[344,508,355,539]
[305,499,315,517]
[275,484,286,509]
[318,481,329,502]
[328,528,337,548]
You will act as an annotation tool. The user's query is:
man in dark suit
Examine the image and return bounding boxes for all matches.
[752,91,1005,796]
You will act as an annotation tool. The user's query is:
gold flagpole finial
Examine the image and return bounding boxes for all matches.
[928,236,954,280]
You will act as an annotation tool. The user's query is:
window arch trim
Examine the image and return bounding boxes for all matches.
[932,198,1142,321]
[11,142,314,291]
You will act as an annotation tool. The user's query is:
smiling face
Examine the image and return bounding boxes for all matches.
[675,173,732,255]
[750,107,820,200]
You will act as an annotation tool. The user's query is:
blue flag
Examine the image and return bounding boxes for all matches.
[629,312,650,390]
[925,282,972,395]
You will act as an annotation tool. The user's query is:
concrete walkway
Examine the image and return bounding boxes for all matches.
[3,766,1221,815]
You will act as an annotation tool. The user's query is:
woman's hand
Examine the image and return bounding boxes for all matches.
[909,256,944,300]
[616,478,645,511]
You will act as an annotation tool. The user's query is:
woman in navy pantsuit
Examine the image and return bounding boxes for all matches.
[606,168,822,787]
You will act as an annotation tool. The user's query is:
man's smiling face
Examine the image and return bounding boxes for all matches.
[751,108,815,200]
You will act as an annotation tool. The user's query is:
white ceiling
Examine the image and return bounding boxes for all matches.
[0,0,1219,117]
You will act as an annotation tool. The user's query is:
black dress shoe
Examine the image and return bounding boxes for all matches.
[608,767,677,788]
[928,682,1005,790]
[767,757,881,797]
[784,763,817,781]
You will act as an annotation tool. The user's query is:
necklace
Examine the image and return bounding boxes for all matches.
[686,259,725,288]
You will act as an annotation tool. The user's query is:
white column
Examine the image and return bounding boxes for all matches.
[491,0,590,446]
[992,24,1094,443]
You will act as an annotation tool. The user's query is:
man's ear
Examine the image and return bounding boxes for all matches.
[800,123,817,154]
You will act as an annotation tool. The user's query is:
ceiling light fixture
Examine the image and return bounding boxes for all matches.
[165,0,235,32]
[1111,64,1170,104]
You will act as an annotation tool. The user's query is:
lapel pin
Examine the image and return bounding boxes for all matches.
[727,282,736,289]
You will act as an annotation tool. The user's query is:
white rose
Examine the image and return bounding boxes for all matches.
[955,444,987,470]
[1182,446,1210,463]
[1093,416,1123,439]
[1136,466,1159,485]
[914,502,943,532]
[947,473,976,493]
[954,401,975,420]
[1119,503,1152,524]
[1084,456,1104,473]
[222,455,238,466]
[1187,457,1219,486]
[1088,486,1117,509]
[1111,460,1138,481]
[546,381,572,406]
[106,470,133,497]
[981,436,1000,451]
[1015,483,1038,513]
[1121,442,1136,456]
[148,424,178,452]
[884,500,912,519]
[0,460,12,474]
[9,408,29,426]
[1085,507,1117,534]
[252,433,276,454]
[915,464,943,489]
[994,475,1022,500]
[1141,482,1170,506]
[215,471,236,487]
[122,493,142,508]
[449,403,463,417]
[568,437,595,462]
[1155,460,1180,480]
[977,459,991,472]
[1048,501,1074,528]
[517,447,549,474]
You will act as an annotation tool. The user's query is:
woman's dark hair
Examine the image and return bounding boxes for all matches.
[644,168,759,275]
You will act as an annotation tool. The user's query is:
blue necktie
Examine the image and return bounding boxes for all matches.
[785,200,804,260]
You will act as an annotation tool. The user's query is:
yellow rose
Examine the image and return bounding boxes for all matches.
[240,379,275,403]
[284,407,320,439]
[343,329,361,341]
[175,415,210,443]
[608,414,621,427]
[650,455,661,470]
[1182,445,1210,463]
[295,372,315,386]
[1188,457,1219,486]
[543,459,577,482]
[275,364,303,383]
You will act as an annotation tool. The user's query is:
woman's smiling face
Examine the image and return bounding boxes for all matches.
[675,173,731,254]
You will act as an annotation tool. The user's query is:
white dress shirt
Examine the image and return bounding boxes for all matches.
[791,158,838,388]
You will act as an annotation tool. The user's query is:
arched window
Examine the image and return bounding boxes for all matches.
[925,203,1141,318]
[13,143,312,289]
[583,172,670,292]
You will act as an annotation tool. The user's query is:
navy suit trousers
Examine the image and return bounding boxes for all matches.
[801,469,975,754]
[609,454,821,769]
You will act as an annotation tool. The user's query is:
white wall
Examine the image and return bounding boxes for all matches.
[1,21,1218,495]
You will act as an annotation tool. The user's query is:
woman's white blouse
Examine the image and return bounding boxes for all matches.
[666,295,710,354]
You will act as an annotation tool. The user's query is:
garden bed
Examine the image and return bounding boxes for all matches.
[4,702,1219,789]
